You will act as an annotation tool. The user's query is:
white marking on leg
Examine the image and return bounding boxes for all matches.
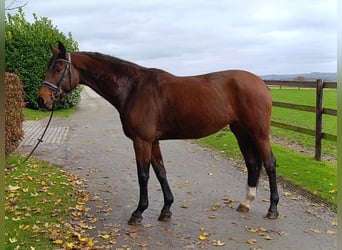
[240,186,257,209]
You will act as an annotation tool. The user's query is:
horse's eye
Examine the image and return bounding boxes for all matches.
[55,66,63,73]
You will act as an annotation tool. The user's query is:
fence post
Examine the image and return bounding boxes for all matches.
[315,79,323,161]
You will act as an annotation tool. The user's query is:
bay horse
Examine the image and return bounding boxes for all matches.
[37,41,279,225]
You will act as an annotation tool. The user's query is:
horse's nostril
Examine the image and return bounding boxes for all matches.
[37,97,45,108]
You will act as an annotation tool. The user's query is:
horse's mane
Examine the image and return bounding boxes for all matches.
[79,51,145,70]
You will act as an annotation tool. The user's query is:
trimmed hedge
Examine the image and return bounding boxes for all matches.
[5,8,81,110]
[5,72,25,155]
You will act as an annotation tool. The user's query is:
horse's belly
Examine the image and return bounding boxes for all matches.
[162,114,232,140]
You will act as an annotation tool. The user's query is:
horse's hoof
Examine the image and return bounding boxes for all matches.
[128,215,143,226]
[265,211,279,219]
[158,211,172,221]
[237,203,250,213]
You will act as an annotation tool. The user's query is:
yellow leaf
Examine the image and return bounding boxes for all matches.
[331,221,337,226]
[66,242,74,249]
[263,235,272,240]
[27,175,33,181]
[87,239,95,247]
[56,198,62,204]
[90,217,99,223]
[199,234,207,241]
[72,231,81,239]
[99,234,110,240]
[326,229,336,235]
[214,202,222,207]
[41,180,47,186]
[208,214,216,219]
[8,193,16,198]
[247,239,257,244]
[50,229,58,236]
[328,189,337,194]
[80,237,89,242]
[53,239,63,244]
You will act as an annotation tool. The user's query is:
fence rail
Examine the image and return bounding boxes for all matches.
[264,79,337,161]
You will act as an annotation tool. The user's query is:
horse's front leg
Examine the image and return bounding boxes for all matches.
[128,140,152,226]
[151,141,174,221]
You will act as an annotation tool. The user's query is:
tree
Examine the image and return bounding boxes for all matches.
[5,8,81,110]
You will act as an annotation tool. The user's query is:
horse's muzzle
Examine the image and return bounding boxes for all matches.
[37,96,45,109]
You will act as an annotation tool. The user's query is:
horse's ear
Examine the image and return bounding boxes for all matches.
[50,44,59,55]
[58,41,66,58]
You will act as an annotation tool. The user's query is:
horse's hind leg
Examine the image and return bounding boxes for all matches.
[256,139,279,219]
[230,124,262,213]
[151,141,174,221]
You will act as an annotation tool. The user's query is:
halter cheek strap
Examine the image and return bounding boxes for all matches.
[41,52,73,99]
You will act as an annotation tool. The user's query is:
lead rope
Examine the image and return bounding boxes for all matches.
[22,103,55,163]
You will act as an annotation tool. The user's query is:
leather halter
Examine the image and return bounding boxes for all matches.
[41,52,73,99]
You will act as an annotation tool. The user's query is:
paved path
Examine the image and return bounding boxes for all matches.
[19,87,336,249]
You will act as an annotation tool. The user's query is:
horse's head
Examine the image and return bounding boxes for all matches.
[37,41,78,110]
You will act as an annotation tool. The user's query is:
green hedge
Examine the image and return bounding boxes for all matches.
[5,8,81,110]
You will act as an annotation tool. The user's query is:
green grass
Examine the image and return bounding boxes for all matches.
[5,154,97,249]
[24,107,76,121]
[5,154,75,249]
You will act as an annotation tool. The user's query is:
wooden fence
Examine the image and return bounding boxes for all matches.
[264,79,337,161]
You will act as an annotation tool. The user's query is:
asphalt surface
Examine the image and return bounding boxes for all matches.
[19,87,337,249]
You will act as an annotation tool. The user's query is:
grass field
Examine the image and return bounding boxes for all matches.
[270,88,337,157]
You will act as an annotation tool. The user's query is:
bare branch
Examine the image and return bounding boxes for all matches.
[5,0,28,11]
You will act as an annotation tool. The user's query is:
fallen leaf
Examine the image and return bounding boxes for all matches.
[263,235,272,240]
[283,191,291,197]
[9,237,17,243]
[247,239,257,244]
[53,239,63,244]
[212,240,225,246]
[326,229,336,235]
[65,242,75,249]
[6,185,20,191]
[330,221,337,226]
[199,234,207,241]
[98,234,110,240]
[214,202,222,207]
[208,215,216,219]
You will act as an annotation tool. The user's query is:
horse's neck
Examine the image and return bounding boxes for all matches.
[75,52,140,112]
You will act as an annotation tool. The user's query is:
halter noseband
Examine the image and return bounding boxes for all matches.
[41,52,73,99]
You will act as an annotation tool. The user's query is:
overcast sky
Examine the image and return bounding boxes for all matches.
[9,0,337,76]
